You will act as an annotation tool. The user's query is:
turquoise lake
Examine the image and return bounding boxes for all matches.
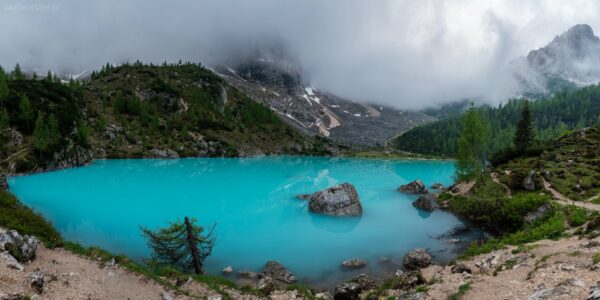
[8,157,474,286]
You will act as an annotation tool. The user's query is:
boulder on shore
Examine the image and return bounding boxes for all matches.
[263,261,297,284]
[398,180,428,194]
[341,259,367,270]
[412,194,438,212]
[403,248,432,270]
[0,230,38,263]
[306,183,362,217]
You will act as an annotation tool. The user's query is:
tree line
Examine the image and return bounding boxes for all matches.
[393,85,600,157]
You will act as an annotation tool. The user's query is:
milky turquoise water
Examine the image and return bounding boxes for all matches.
[9,157,472,286]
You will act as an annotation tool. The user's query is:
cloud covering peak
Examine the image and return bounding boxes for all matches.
[1,0,600,109]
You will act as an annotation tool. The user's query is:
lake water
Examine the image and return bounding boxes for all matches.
[8,157,476,287]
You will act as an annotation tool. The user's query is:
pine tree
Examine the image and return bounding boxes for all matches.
[0,109,9,130]
[455,106,491,180]
[46,70,53,81]
[12,63,24,80]
[33,113,48,152]
[47,113,60,149]
[0,67,9,106]
[513,100,534,154]
[19,95,33,129]
[141,217,215,274]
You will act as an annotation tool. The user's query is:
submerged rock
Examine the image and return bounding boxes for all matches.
[263,261,297,284]
[398,180,428,194]
[403,249,432,270]
[436,224,470,239]
[307,183,362,217]
[412,194,438,212]
[341,259,367,270]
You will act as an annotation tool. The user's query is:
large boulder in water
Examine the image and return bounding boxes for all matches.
[398,180,428,194]
[307,183,362,217]
[403,248,432,270]
[412,194,438,212]
[263,261,297,284]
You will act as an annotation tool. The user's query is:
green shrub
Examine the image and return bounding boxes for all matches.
[0,190,61,247]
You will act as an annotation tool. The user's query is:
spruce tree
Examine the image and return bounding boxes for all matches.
[0,68,9,107]
[47,113,60,149]
[513,100,534,153]
[141,217,215,274]
[33,113,48,152]
[19,95,33,130]
[12,63,24,80]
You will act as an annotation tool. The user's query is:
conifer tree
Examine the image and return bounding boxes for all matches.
[12,63,24,80]
[33,113,48,152]
[0,68,9,106]
[513,100,534,153]
[47,113,60,149]
[141,217,215,274]
[46,70,53,81]
[19,95,33,129]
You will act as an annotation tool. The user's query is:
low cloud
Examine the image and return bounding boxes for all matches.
[1,0,600,109]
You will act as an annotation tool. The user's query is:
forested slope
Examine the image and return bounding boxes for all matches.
[393,85,600,156]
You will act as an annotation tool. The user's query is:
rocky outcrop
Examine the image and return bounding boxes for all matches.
[341,259,367,270]
[334,281,361,300]
[306,183,362,216]
[0,230,38,263]
[398,180,428,194]
[403,249,432,270]
[523,172,542,191]
[451,263,472,274]
[412,194,438,212]
[589,281,600,300]
[263,261,297,284]
[149,148,179,159]
[524,203,553,224]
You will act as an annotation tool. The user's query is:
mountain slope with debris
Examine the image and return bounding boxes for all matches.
[215,60,433,147]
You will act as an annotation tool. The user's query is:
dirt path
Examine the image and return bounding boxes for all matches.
[0,228,259,300]
[422,236,600,300]
[541,177,600,212]
[490,172,512,196]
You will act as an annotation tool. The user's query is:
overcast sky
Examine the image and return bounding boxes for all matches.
[1,0,600,109]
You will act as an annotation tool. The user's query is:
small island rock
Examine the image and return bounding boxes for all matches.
[341,259,367,270]
[403,248,432,270]
[412,194,438,212]
[307,183,362,216]
[431,183,445,190]
[398,180,428,194]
